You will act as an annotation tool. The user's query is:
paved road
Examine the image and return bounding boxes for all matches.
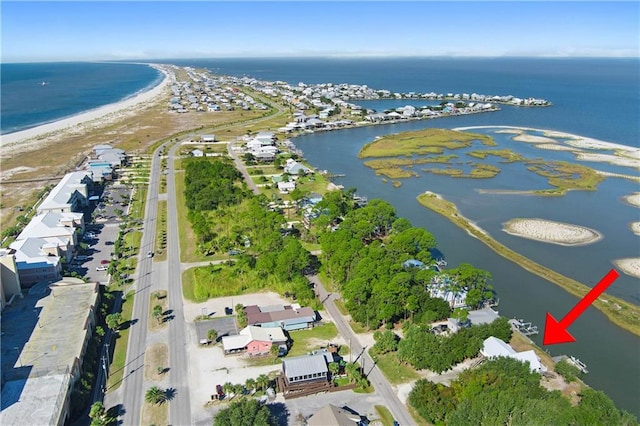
[166,142,193,425]
[228,142,260,195]
[118,150,163,424]
[308,274,415,426]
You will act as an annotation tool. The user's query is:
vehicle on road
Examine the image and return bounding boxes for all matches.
[100,259,110,264]
[147,251,154,258]
[76,255,89,261]
[96,266,108,271]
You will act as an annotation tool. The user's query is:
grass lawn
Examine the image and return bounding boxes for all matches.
[144,343,169,382]
[375,405,395,426]
[107,290,134,391]
[141,401,168,426]
[285,323,339,357]
[371,351,420,385]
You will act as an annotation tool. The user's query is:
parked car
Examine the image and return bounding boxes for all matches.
[147,251,154,258]
[96,266,108,271]
[100,259,110,265]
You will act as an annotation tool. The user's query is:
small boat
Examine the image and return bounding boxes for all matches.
[41,81,49,86]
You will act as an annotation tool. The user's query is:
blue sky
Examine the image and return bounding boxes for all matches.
[2,1,639,62]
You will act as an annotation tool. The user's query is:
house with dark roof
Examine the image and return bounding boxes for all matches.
[244,304,317,331]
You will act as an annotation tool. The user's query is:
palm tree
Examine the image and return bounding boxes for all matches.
[145,386,166,404]
[245,378,256,392]
[223,382,234,396]
[233,383,245,397]
[207,329,218,343]
[256,374,269,392]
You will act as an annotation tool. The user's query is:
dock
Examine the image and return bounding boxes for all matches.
[552,355,589,374]
[509,318,539,336]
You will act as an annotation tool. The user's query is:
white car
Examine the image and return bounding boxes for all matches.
[96,265,108,271]
[147,251,154,258]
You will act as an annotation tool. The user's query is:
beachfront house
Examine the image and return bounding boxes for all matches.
[277,181,296,194]
[481,336,546,373]
[284,159,311,175]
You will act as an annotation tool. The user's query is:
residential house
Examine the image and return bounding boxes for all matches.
[277,181,296,194]
[201,134,216,142]
[221,326,287,356]
[192,149,204,157]
[283,159,311,176]
[481,336,546,373]
[244,304,317,331]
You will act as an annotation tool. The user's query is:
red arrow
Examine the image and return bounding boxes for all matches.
[543,268,619,345]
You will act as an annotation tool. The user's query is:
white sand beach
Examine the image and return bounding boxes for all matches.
[535,143,578,151]
[1,64,171,156]
[630,222,640,236]
[503,218,602,246]
[613,258,640,279]
[623,193,640,207]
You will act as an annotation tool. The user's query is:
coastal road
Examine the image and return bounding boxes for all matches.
[118,147,164,424]
[165,141,192,426]
[308,274,416,426]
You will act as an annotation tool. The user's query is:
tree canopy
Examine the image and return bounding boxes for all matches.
[213,399,276,426]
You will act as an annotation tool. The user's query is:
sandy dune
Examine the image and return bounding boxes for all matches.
[503,218,602,246]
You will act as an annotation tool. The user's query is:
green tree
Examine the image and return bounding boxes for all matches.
[89,401,106,425]
[207,329,218,343]
[372,330,399,354]
[554,358,581,382]
[105,313,122,331]
[213,399,276,426]
[328,362,340,377]
[145,386,166,405]
[152,305,163,324]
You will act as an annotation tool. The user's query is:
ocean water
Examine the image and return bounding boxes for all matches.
[1,62,162,134]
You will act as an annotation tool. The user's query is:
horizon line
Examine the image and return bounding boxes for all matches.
[3,54,639,64]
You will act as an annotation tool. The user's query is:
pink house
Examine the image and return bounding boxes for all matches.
[222,326,287,357]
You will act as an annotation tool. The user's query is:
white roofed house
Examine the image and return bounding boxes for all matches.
[201,134,216,142]
[255,131,276,144]
[282,352,331,385]
[481,336,546,373]
[278,181,296,194]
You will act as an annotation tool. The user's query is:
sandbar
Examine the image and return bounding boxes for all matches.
[613,258,640,279]
[503,218,602,246]
[1,63,171,156]
[630,222,640,236]
[623,193,640,207]
[512,134,557,143]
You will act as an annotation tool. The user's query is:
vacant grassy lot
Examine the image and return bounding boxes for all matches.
[107,290,135,391]
[371,351,420,385]
[285,323,340,357]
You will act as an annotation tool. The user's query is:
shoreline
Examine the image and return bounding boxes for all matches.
[453,125,639,153]
[416,190,640,337]
[502,218,602,246]
[1,63,171,153]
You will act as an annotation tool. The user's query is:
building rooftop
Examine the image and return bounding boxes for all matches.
[282,353,328,379]
[0,278,99,425]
